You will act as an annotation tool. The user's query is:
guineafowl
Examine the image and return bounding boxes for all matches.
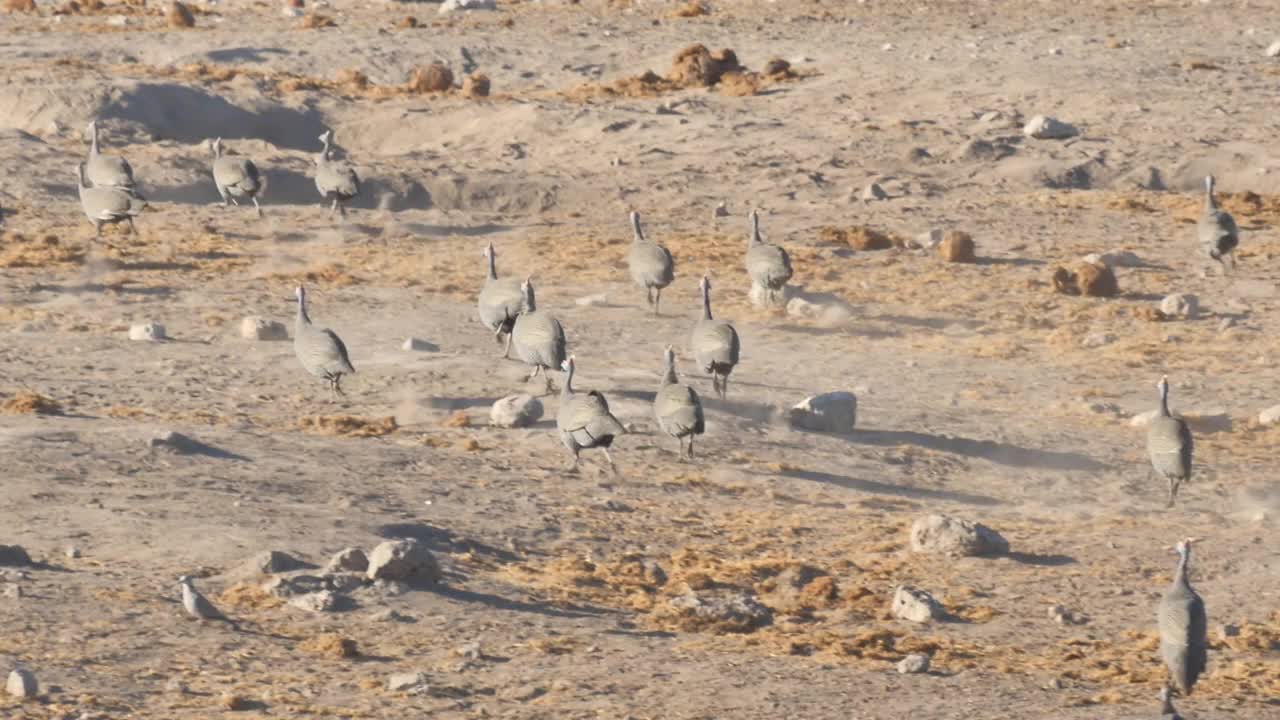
[76,162,146,239]
[1158,538,1207,698]
[85,120,137,193]
[511,278,567,394]
[626,211,675,315]
[557,356,625,473]
[293,285,355,398]
[690,275,740,399]
[477,242,524,358]
[211,137,263,217]
[1199,175,1238,275]
[315,130,360,218]
[1147,375,1193,508]
[1159,687,1183,720]
[654,345,705,460]
[744,208,792,306]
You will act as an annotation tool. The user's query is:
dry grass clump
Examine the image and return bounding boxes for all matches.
[166,0,194,28]
[0,233,86,267]
[2,391,63,415]
[300,633,359,658]
[265,264,361,287]
[817,225,899,251]
[1052,261,1118,297]
[219,693,253,711]
[335,68,370,91]
[395,15,418,29]
[462,73,491,98]
[668,44,741,87]
[671,0,707,18]
[566,44,807,101]
[1179,58,1220,71]
[442,410,471,428]
[3,0,36,12]
[938,230,976,263]
[219,582,285,610]
[407,63,454,93]
[300,12,335,29]
[299,415,397,438]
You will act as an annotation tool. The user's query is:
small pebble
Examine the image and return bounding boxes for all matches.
[128,322,166,342]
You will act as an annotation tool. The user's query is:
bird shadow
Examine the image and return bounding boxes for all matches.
[29,282,174,298]
[778,467,1002,507]
[203,46,290,64]
[847,428,1107,472]
[1006,551,1075,567]
[976,256,1045,267]
[376,522,520,565]
[432,585,611,620]
[150,434,251,462]
[1124,292,1166,302]
[402,222,513,238]
[424,396,500,411]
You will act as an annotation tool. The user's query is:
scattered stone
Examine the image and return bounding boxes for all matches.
[1267,40,1280,58]
[1082,250,1142,268]
[1080,332,1115,348]
[1052,261,1118,297]
[149,430,211,455]
[501,684,546,702]
[788,391,857,433]
[454,641,483,660]
[128,322,166,341]
[231,550,307,580]
[166,0,194,28]
[1023,115,1079,140]
[239,316,288,341]
[366,539,441,583]
[402,337,438,352]
[408,63,453,93]
[6,669,37,699]
[220,692,252,710]
[106,14,129,25]
[861,182,888,201]
[439,0,495,12]
[763,58,791,76]
[785,296,822,320]
[1160,293,1199,320]
[64,546,80,559]
[1049,604,1076,624]
[910,514,1009,557]
[388,671,428,692]
[1218,317,1236,332]
[324,572,365,593]
[1129,409,1158,428]
[368,608,414,623]
[1047,677,1064,690]
[953,138,1015,162]
[325,547,368,574]
[713,201,729,218]
[489,394,543,428]
[665,591,773,632]
[289,590,338,613]
[897,653,931,674]
[1258,405,1280,426]
[891,585,943,623]
[3,584,22,599]
[0,545,32,567]
[1221,623,1240,638]
[282,5,303,17]
[917,228,944,249]
[938,230,976,263]
[261,573,327,598]
[575,293,609,307]
[164,677,188,694]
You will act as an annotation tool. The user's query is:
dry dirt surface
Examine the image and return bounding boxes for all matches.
[1,0,1279,718]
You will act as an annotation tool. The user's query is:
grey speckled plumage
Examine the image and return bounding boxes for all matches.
[654,345,705,460]
[1158,538,1207,698]
[179,575,237,628]
[294,285,355,398]
[77,162,146,239]
[315,130,360,218]
[626,211,675,315]
[1147,375,1193,508]
[557,356,625,473]
[511,278,567,394]
[85,120,136,192]
[744,208,792,305]
[211,137,263,217]
[477,242,523,358]
[690,275,740,399]
[1199,175,1238,275]
[1159,687,1183,720]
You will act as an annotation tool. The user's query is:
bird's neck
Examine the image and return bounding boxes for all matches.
[701,288,713,320]
[522,288,536,313]
[90,128,99,155]
[661,364,678,386]
[1159,385,1172,417]
[486,252,497,280]
[561,365,574,397]
[296,300,310,325]
[1174,548,1191,589]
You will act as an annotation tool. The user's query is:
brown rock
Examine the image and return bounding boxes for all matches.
[166,0,194,28]
[395,15,418,29]
[408,63,454,93]
[462,73,491,98]
[1052,261,1118,297]
[938,230,976,263]
[763,58,791,76]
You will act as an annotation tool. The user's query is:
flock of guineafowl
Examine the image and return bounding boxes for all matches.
[70,119,1237,717]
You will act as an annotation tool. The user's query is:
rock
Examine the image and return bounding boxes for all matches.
[1080,332,1115,348]
[64,546,80,560]
[501,684,546,702]
[439,0,495,12]
[917,229,944,248]
[461,73,490,98]
[0,545,32,567]
[6,669,37,698]
[239,316,288,341]
[789,391,857,433]
[1221,623,1240,638]
[938,230,976,263]
[1258,405,1280,425]
[1082,250,1142,268]
[575,293,608,307]
[325,547,368,574]
[891,586,943,623]
[366,539,441,583]
[897,653,931,674]
[785,296,822,320]
[164,676,188,694]
[861,182,888,201]
[1129,409,1158,428]
[289,590,338,613]
[1218,317,1236,332]
[401,337,438,352]
[910,514,1009,557]
[324,572,366,593]
[953,138,1015,162]
[128,322,166,341]
[2,584,21,599]
[1267,40,1280,57]
[666,591,772,633]
[106,15,129,26]
[261,573,327,598]
[713,201,729,218]
[387,671,428,692]
[282,6,303,18]
[455,641,483,660]
[368,608,414,623]
[1023,115,1079,140]
[489,394,543,428]
[1160,293,1199,319]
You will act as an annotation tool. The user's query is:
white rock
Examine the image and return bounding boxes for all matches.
[1082,250,1141,268]
[1160,293,1199,319]
[489,394,543,428]
[910,514,1008,556]
[325,547,368,574]
[1080,332,1115,348]
[6,669,37,698]
[918,229,944,249]
[1130,409,1158,428]
[575,293,608,307]
[862,182,888,201]
[289,590,337,613]
[239,316,288,341]
[881,43,896,51]
[128,322,166,341]
[897,653,931,674]
[439,0,496,13]
[1047,47,1063,56]
[1267,40,1280,57]
[366,539,441,583]
[281,6,303,17]
[891,586,942,623]
[402,337,437,352]
[387,671,428,692]
[1258,404,1280,425]
[106,15,129,26]
[1023,115,1079,140]
[789,392,857,433]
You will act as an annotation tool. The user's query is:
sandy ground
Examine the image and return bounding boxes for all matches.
[1,0,1278,718]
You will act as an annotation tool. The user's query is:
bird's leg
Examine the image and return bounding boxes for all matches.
[334,375,346,397]
[94,221,103,238]
[501,332,513,359]
[338,201,347,219]
[329,198,338,217]
[566,451,580,473]
[127,217,138,235]
[646,287,653,306]
[1166,477,1178,508]
[653,288,661,317]
[252,197,263,218]
[687,434,695,460]
[543,374,556,396]
[720,375,729,400]
[603,448,619,475]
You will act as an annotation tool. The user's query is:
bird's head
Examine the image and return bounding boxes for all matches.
[318,130,333,145]
[700,274,711,292]
[561,355,575,373]
[483,241,494,259]
[294,286,306,303]
[177,575,192,586]
[1204,175,1215,193]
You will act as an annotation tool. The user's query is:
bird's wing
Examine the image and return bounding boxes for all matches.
[1187,593,1208,676]
[321,328,354,372]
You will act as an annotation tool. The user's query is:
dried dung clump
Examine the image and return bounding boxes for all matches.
[442,410,471,428]
[219,582,285,610]
[408,63,454,93]
[298,415,398,437]
[1052,261,1118,297]
[669,44,741,87]
[764,58,792,76]
[818,225,897,251]
[4,0,36,12]
[166,1,194,28]
[300,12,335,29]
[219,694,253,711]
[300,633,359,658]
[395,15,418,29]
[0,233,86,267]
[671,0,707,17]
[2,391,62,415]
[462,73,491,98]
[938,230,976,263]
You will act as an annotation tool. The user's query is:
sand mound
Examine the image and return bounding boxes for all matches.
[298,415,398,437]
[1052,261,1118,297]
[2,391,62,415]
[300,633,359,658]
[408,63,454,93]
[817,225,899,251]
[0,233,85,268]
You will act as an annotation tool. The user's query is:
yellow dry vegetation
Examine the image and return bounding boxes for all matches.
[298,415,398,438]
[2,390,62,415]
